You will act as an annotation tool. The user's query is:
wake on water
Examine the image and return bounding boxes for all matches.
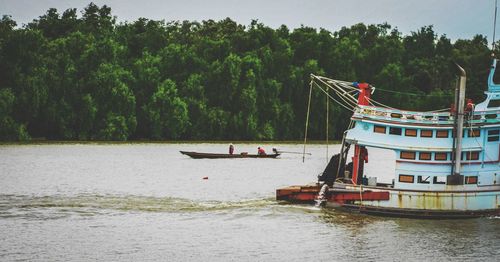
[0,194,279,218]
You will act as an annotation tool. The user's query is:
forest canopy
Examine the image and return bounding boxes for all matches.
[0,3,496,141]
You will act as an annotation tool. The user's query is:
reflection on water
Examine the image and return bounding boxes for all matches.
[0,144,498,261]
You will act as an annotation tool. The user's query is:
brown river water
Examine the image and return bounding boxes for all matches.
[0,143,498,261]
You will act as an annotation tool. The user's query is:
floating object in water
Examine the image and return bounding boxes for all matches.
[202,176,208,180]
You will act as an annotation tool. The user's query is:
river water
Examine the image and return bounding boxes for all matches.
[0,143,498,261]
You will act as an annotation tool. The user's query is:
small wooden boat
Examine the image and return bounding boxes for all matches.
[180,151,280,159]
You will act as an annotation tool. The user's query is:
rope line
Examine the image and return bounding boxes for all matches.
[375,87,454,97]
[312,82,355,112]
[302,81,313,163]
[326,84,329,163]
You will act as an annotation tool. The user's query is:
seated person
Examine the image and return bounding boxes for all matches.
[257,147,266,155]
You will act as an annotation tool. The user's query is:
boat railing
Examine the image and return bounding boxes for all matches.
[354,106,500,125]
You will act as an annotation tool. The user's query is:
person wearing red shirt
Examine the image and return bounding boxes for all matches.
[257,147,266,155]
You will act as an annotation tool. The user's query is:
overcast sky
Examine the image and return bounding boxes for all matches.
[0,0,497,41]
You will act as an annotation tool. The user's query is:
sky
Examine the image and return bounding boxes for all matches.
[0,0,497,41]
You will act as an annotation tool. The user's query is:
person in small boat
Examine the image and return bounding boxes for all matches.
[257,147,266,155]
[229,143,234,155]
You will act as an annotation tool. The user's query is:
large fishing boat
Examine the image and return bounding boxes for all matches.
[276,59,500,218]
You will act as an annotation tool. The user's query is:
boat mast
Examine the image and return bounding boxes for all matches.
[493,0,498,52]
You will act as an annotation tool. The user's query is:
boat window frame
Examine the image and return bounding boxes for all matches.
[399,174,414,183]
[405,128,417,137]
[487,99,500,108]
[417,175,430,184]
[465,176,478,184]
[389,127,402,136]
[436,130,449,138]
[374,125,386,134]
[400,151,416,160]
[468,129,480,138]
[434,152,448,161]
[433,176,446,184]
[420,129,433,138]
[419,152,432,160]
[464,151,480,161]
[488,129,499,142]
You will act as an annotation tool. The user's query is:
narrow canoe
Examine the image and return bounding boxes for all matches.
[180,151,280,159]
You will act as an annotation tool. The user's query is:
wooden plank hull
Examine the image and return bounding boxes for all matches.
[180,151,280,159]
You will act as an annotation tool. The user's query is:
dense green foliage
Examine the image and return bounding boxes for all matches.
[0,3,496,141]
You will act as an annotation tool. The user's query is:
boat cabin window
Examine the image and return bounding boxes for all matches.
[468,129,480,137]
[487,99,500,108]
[420,130,433,138]
[494,65,500,84]
[434,152,448,161]
[485,113,497,119]
[464,151,480,161]
[465,176,478,184]
[405,128,417,137]
[417,175,430,184]
[452,130,469,138]
[399,174,414,183]
[374,125,386,134]
[433,176,446,184]
[436,130,449,138]
[488,129,499,142]
[419,152,432,160]
[389,127,402,135]
[400,151,416,160]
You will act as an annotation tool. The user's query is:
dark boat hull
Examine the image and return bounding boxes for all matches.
[337,204,500,219]
[276,184,500,219]
[180,151,280,159]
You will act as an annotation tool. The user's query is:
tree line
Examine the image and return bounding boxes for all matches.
[0,3,495,141]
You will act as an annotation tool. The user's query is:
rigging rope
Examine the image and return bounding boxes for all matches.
[326,84,329,164]
[312,75,358,105]
[366,97,397,110]
[303,81,313,163]
[310,75,454,121]
[312,82,356,112]
[314,80,358,109]
[375,87,454,97]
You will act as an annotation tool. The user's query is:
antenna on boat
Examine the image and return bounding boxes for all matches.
[493,0,498,53]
